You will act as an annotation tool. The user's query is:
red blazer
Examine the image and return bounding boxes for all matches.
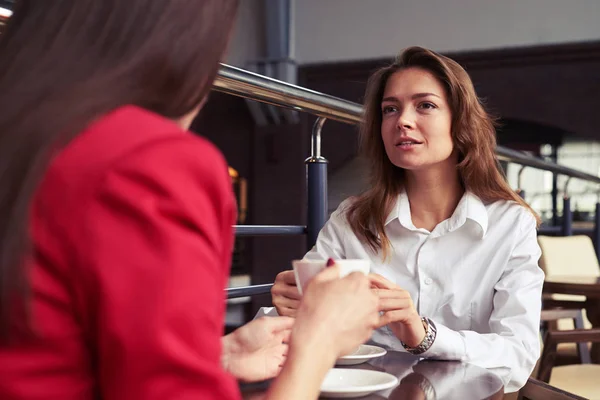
[0,106,240,400]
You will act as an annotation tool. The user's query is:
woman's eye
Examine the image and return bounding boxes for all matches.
[382,105,397,114]
[418,102,436,110]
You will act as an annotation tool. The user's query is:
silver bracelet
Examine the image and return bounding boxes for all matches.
[401,317,437,355]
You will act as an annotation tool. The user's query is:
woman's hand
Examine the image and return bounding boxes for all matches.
[369,273,426,347]
[265,262,380,400]
[271,270,301,317]
[221,316,294,382]
[292,263,380,360]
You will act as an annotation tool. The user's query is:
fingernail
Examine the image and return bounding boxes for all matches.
[326,258,335,267]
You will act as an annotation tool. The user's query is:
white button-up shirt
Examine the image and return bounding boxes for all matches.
[304,191,544,392]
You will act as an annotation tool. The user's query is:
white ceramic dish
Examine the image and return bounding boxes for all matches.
[335,344,387,366]
[320,368,398,398]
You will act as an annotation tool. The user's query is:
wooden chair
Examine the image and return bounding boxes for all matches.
[538,235,600,282]
[538,235,599,363]
[536,308,600,399]
[538,308,591,366]
[518,378,587,400]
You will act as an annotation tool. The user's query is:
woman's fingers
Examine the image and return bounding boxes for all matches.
[376,309,414,328]
[273,270,301,300]
[371,287,410,299]
[377,298,413,312]
[368,273,397,289]
[277,306,298,318]
[276,270,297,285]
[276,329,292,344]
[280,343,289,358]
[261,316,295,333]
[271,280,302,301]
[273,295,300,310]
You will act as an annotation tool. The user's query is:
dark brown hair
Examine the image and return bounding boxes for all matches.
[347,46,539,259]
[0,0,239,339]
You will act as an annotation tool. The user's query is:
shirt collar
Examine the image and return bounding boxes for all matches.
[385,190,489,238]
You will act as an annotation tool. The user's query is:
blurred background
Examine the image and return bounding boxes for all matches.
[2,0,600,328]
[207,0,600,328]
[204,0,600,327]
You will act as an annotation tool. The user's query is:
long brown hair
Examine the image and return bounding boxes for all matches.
[0,0,239,339]
[347,46,539,259]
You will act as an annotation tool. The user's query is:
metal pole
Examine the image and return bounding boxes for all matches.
[551,145,559,226]
[234,225,306,236]
[562,197,572,236]
[595,200,600,259]
[305,117,328,250]
[226,284,274,299]
[562,178,573,236]
[517,166,526,200]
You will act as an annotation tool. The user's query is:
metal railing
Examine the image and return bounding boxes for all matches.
[214,64,600,184]
[214,63,600,299]
[214,64,362,125]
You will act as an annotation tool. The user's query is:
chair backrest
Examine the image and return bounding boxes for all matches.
[518,378,586,400]
[537,235,600,277]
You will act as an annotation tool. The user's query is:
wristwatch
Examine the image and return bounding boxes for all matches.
[401,317,437,355]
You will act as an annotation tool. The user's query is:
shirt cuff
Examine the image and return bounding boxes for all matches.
[422,320,467,361]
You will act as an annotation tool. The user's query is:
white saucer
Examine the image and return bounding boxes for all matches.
[335,344,387,366]
[320,368,399,398]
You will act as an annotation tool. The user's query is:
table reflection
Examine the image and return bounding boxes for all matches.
[355,351,504,399]
[240,350,505,400]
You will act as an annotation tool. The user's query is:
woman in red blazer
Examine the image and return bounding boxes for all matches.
[0,1,380,399]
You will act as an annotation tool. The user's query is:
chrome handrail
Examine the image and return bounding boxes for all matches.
[213,64,600,300]
[214,64,362,125]
[214,63,600,185]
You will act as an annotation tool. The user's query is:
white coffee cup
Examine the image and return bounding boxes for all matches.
[292,259,370,295]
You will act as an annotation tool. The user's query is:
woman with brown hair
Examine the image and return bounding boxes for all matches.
[0,1,380,399]
[272,46,545,392]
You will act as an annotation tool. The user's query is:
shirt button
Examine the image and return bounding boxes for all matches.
[424,277,433,285]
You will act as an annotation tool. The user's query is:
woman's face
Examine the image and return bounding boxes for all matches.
[380,67,455,173]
